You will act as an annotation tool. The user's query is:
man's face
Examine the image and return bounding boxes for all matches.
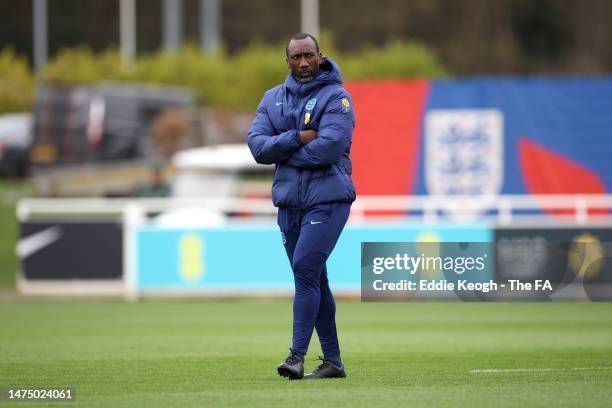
[286,37,322,82]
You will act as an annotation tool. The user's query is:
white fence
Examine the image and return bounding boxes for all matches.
[15,194,612,298]
[17,194,612,222]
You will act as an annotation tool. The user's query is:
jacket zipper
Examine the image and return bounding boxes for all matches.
[294,84,304,209]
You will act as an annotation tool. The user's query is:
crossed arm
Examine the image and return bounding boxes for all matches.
[247,93,353,169]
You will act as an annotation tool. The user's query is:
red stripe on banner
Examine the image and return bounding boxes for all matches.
[519,137,608,216]
[345,80,429,197]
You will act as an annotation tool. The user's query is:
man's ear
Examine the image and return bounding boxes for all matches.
[319,53,323,63]
[286,57,290,69]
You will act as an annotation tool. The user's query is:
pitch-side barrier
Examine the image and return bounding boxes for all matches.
[15,195,612,299]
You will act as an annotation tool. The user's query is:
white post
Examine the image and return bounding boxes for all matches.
[162,0,183,51]
[424,198,438,224]
[498,199,512,226]
[200,0,221,54]
[349,200,365,224]
[33,0,48,73]
[301,0,319,37]
[123,202,144,301]
[120,0,136,70]
[575,197,588,225]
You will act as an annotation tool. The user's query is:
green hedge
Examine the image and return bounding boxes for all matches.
[0,37,448,114]
[0,48,35,114]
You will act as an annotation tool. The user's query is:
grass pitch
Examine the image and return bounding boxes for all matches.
[1,300,611,407]
[0,204,18,288]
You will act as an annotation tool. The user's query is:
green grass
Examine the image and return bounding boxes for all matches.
[0,300,611,407]
[0,179,30,288]
[0,204,17,288]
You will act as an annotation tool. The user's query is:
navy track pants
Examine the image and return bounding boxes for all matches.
[277,202,351,358]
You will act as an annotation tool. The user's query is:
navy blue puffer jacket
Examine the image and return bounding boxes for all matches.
[247,57,356,209]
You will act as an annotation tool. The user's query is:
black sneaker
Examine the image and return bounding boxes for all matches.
[277,349,304,380]
[304,357,347,379]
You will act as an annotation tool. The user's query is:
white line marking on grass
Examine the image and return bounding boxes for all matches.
[470,367,612,373]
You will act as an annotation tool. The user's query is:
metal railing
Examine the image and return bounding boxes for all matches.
[17,194,612,225]
[15,194,612,299]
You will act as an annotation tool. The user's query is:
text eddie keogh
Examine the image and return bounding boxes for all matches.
[370,252,498,293]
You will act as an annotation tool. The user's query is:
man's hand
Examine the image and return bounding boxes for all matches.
[299,130,317,144]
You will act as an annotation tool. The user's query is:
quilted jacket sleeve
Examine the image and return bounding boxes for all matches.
[247,97,303,165]
[284,92,354,169]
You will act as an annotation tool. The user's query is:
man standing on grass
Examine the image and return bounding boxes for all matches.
[247,33,356,380]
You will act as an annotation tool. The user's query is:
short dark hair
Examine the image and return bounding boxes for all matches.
[286,33,320,56]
